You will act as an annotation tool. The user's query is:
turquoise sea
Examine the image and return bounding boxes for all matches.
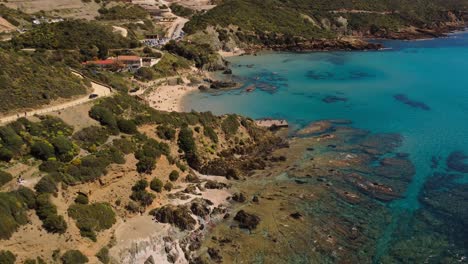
[184,32,468,261]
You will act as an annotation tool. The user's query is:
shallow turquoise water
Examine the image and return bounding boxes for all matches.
[184,32,468,259]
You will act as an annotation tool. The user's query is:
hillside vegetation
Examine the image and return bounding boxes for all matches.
[10,20,138,51]
[185,0,468,42]
[0,49,89,114]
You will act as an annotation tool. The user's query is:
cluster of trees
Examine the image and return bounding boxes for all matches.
[221,115,240,138]
[130,179,155,207]
[68,202,116,241]
[170,3,195,18]
[164,40,218,69]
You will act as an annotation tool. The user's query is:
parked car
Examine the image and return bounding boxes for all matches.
[88,94,98,99]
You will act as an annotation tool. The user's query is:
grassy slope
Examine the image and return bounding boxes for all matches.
[0,49,89,113]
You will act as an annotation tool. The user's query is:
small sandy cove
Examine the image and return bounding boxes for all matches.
[147,85,198,112]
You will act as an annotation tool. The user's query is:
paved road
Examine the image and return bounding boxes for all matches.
[0,73,113,124]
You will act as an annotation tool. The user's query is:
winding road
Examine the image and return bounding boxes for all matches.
[0,72,113,124]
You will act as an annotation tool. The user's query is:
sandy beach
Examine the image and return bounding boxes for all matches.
[147,85,198,112]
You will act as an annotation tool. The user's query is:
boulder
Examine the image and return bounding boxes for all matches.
[234,210,260,230]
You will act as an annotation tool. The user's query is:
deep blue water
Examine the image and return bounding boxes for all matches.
[183,32,468,259]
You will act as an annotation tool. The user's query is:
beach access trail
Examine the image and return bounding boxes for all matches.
[0,71,113,124]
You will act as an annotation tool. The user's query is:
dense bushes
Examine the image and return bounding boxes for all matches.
[50,136,79,162]
[117,119,137,134]
[130,180,155,207]
[31,141,55,161]
[156,125,176,141]
[0,170,13,187]
[221,115,240,137]
[35,194,67,234]
[0,191,30,239]
[89,106,118,132]
[150,178,163,192]
[0,50,88,113]
[0,250,15,264]
[68,202,116,241]
[61,250,88,264]
[170,4,195,18]
[169,170,179,182]
[96,247,110,264]
[164,40,217,68]
[34,175,57,194]
[178,126,201,169]
[73,126,110,151]
[11,20,137,51]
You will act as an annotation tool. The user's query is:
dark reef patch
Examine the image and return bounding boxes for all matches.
[322,95,348,103]
[306,69,376,81]
[446,151,468,173]
[393,94,431,110]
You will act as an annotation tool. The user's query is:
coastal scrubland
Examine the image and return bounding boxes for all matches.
[0,49,89,114]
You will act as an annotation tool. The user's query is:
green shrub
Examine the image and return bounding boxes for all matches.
[73,126,109,151]
[39,160,65,173]
[178,126,197,155]
[42,214,68,234]
[136,156,156,174]
[96,247,109,264]
[150,178,163,192]
[13,187,36,209]
[50,136,78,162]
[117,119,137,134]
[134,67,154,81]
[169,170,179,182]
[0,126,23,153]
[164,181,173,191]
[34,175,57,194]
[68,203,116,241]
[221,115,240,137]
[130,180,155,206]
[0,250,15,264]
[112,138,135,154]
[89,106,118,132]
[0,147,13,162]
[0,192,29,239]
[31,140,55,160]
[156,125,176,141]
[75,193,89,205]
[170,3,194,18]
[0,170,13,187]
[35,193,67,234]
[204,126,218,143]
[61,250,88,264]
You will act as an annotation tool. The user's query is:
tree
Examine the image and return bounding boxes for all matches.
[61,250,88,264]
[31,141,55,160]
[150,178,163,192]
[136,157,156,174]
[169,170,179,182]
[51,136,77,162]
[0,147,13,162]
[0,170,13,187]
[34,175,57,194]
[117,119,137,134]
[0,250,15,264]
[42,214,67,234]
